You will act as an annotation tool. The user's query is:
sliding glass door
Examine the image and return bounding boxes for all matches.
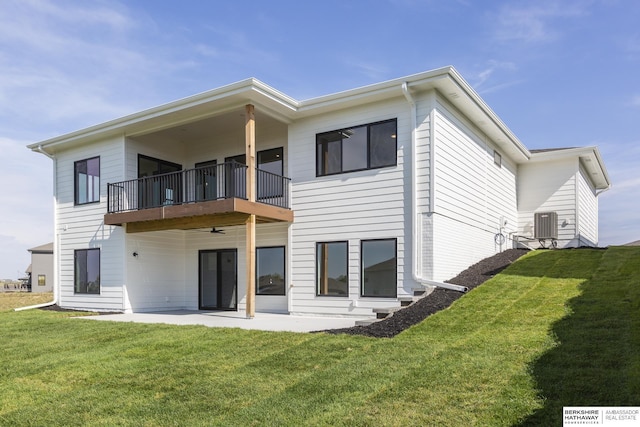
[199,249,237,310]
[138,155,182,209]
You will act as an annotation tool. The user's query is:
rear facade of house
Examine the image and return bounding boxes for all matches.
[29,67,610,316]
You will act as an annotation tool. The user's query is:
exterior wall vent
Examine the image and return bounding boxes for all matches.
[534,212,558,240]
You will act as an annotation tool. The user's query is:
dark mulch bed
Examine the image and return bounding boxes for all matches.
[320,249,529,338]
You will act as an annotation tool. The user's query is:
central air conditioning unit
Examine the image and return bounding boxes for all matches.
[534,212,558,240]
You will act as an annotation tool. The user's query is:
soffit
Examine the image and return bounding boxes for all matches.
[29,67,545,168]
[295,67,531,163]
[28,80,298,153]
[529,147,611,190]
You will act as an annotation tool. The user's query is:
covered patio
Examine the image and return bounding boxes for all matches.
[79,310,370,333]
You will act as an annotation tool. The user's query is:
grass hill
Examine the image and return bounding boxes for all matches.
[0,247,638,426]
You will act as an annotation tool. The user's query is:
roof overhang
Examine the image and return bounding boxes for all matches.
[28,242,54,253]
[27,78,299,154]
[27,66,532,164]
[296,66,531,163]
[529,147,611,190]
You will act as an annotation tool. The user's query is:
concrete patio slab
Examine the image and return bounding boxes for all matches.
[79,310,370,333]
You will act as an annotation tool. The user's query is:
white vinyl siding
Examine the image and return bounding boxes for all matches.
[577,164,598,246]
[183,223,289,313]
[288,98,408,316]
[415,94,433,212]
[124,230,186,312]
[40,72,609,319]
[122,223,288,313]
[517,157,580,248]
[56,136,126,311]
[429,98,518,281]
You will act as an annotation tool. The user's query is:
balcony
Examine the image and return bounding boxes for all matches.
[104,161,293,233]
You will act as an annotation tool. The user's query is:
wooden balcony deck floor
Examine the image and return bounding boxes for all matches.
[104,198,293,233]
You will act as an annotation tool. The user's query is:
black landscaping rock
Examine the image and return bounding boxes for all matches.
[320,249,529,338]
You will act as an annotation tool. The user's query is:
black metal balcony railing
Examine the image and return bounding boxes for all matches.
[107,161,291,214]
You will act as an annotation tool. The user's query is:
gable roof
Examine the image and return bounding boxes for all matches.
[28,242,54,254]
[27,66,529,160]
[26,66,609,189]
[529,147,610,190]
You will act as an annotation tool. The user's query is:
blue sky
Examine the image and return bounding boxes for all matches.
[1,0,638,279]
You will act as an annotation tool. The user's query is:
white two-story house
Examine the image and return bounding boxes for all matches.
[28,66,610,316]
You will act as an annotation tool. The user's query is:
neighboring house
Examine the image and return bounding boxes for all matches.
[27,66,610,317]
[26,242,54,293]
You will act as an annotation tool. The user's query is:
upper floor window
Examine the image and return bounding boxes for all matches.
[74,157,100,205]
[316,119,397,176]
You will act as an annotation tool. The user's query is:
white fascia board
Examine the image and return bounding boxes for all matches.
[295,66,530,163]
[530,147,611,190]
[28,78,300,153]
[27,66,531,166]
[251,79,299,111]
[443,67,530,162]
[296,66,453,114]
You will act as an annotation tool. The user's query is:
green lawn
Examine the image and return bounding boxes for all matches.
[1,248,638,426]
[0,292,52,311]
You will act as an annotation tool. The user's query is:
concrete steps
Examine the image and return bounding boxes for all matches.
[398,296,419,306]
[354,318,380,326]
[354,286,433,326]
[373,306,403,319]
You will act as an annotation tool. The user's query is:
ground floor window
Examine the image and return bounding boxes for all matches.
[38,275,46,286]
[256,246,285,295]
[74,248,100,294]
[316,241,348,296]
[361,239,397,297]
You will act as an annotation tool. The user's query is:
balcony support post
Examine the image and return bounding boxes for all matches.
[245,104,256,318]
[245,104,256,203]
[245,214,256,318]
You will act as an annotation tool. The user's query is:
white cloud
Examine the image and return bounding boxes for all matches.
[198,25,280,68]
[491,1,589,43]
[0,0,135,56]
[0,0,172,133]
[595,139,640,245]
[469,60,518,91]
[345,60,390,82]
[0,1,158,277]
[194,44,221,58]
[0,137,53,278]
[621,34,640,55]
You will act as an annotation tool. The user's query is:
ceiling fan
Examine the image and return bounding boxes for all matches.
[192,227,225,234]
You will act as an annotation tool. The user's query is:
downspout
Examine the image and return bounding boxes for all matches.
[402,83,468,293]
[17,145,58,310]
